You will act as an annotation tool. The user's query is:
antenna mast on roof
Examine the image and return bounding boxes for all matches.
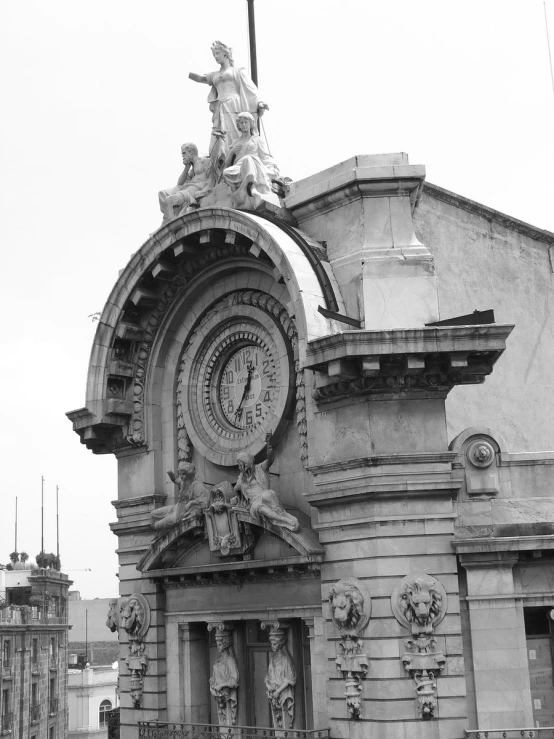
[41,476,44,556]
[56,486,59,561]
[14,497,18,553]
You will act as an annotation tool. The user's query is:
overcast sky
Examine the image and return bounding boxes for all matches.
[1,0,553,600]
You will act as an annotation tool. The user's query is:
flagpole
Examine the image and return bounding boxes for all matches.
[246,0,258,86]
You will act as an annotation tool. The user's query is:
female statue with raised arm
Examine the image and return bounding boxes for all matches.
[189,41,268,158]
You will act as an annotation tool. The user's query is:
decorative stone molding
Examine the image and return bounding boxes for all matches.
[261,620,297,729]
[391,574,448,720]
[120,593,150,708]
[305,325,514,403]
[467,439,495,469]
[328,578,371,720]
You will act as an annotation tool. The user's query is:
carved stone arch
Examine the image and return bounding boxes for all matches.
[137,512,324,574]
[67,208,343,454]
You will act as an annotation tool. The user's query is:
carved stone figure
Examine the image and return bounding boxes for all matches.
[151,462,210,532]
[222,112,280,210]
[106,599,119,633]
[189,41,268,171]
[204,481,254,557]
[208,623,239,727]
[392,574,446,634]
[329,578,371,635]
[158,143,213,225]
[391,574,448,720]
[262,621,296,730]
[120,593,150,708]
[234,434,299,532]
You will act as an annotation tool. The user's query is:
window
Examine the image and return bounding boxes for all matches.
[1,688,11,732]
[32,639,39,664]
[49,727,54,739]
[50,637,57,661]
[48,678,57,715]
[2,641,10,668]
[99,700,112,728]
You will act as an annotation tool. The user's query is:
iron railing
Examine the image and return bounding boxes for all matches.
[465,730,554,739]
[138,723,329,739]
[1,712,13,733]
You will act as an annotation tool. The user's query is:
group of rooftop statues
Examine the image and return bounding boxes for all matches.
[158,40,280,224]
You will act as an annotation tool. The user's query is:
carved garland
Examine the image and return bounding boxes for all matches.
[175,289,308,466]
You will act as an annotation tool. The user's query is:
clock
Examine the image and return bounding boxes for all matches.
[178,296,295,466]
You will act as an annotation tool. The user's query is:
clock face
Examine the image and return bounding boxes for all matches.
[180,300,294,466]
[219,344,278,431]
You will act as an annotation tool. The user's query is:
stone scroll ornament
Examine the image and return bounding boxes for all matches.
[261,621,297,730]
[120,594,150,708]
[208,623,239,727]
[391,574,448,720]
[329,578,371,720]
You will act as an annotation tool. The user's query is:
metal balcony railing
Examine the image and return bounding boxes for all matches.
[1,712,13,733]
[465,729,554,739]
[30,705,40,723]
[49,698,58,716]
[138,722,330,739]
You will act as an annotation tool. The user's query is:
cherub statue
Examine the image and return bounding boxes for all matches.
[158,143,213,225]
[234,434,299,531]
[151,462,209,532]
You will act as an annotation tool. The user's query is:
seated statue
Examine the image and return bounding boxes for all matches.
[234,434,299,532]
[158,143,213,225]
[222,112,280,209]
[151,462,209,532]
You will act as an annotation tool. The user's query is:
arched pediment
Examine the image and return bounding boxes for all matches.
[137,512,324,576]
[67,208,343,454]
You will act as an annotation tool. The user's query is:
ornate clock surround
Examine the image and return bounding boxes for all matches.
[178,291,296,466]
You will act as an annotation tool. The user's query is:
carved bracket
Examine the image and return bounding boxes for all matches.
[329,578,371,720]
[120,594,150,708]
[391,574,448,720]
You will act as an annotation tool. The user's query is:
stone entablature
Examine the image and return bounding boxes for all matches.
[305,324,514,400]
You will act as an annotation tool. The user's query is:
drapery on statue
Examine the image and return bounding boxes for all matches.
[151,462,210,531]
[189,40,268,174]
[209,626,239,726]
[234,433,299,532]
[264,624,297,729]
[158,143,213,225]
[222,112,280,209]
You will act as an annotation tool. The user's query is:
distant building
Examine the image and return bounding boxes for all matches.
[0,565,72,739]
[68,592,119,667]
[67,664,119,739]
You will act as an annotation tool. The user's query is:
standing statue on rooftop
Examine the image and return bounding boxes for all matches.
[189,41,268,174]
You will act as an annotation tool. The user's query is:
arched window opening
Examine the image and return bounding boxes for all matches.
[99,700,112,728]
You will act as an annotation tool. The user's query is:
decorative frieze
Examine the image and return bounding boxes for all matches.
[328,578,371,720]
[391,574,447,720]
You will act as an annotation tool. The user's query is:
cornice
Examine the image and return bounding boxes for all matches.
[308,452,456,475]
[423,182,554,246]
[112,495,166,510]
[453,535,554,554]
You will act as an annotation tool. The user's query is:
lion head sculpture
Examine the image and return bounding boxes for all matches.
[397,575,445,632]
[106,599,119,633]
[329,578,370,634]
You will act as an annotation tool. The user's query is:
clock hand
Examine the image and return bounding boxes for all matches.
[234,364,254,418]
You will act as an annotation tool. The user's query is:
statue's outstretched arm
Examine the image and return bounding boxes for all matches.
[189,72,208,84]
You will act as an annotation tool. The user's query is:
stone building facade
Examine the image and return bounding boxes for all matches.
[67,665,119,739]
[68,152,554,739]
[0,567,71,739]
